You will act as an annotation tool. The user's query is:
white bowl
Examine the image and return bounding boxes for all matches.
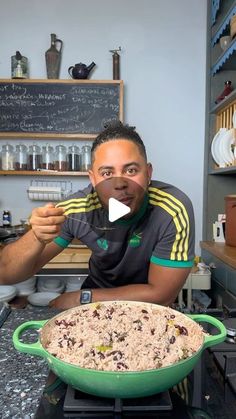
[13,277,36,296]
[38,277,62,289]
[65,276,85,292]
[37,283,65,294]
[0,285,17,303]
[27,292,60,307]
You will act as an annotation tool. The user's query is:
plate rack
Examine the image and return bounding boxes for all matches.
[27,179,73,201]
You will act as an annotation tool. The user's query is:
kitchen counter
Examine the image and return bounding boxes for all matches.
[0,305,60,419]
[200,241,236,269]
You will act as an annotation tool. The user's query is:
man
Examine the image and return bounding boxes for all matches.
[0,122,195,309]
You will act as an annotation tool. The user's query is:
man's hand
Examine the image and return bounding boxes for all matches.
[29,203,65,244]
[49,291,81,309]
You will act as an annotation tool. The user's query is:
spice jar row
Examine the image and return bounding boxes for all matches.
[0,143,92,172]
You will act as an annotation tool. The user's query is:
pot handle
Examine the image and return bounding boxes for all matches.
[13,320,49,358]
[188,314,226,348]
[68,66,74,77]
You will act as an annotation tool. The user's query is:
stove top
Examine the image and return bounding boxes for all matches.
[34,305,236,419]
[63,386,173,418]
[35,383,205,419]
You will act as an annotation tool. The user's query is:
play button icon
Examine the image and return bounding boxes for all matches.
[108,197,131,222]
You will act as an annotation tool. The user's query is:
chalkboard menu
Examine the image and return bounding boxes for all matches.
[0,80,123,137]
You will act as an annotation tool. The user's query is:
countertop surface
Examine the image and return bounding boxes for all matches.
[200,241,236,269]
[0,305,59,419]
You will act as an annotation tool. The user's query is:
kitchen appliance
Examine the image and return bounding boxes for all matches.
[13,303,225,399]
[207,312,236,404]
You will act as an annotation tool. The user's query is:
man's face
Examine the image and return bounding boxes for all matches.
[89,139,152,217]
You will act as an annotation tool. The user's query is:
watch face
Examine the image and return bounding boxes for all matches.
[80,290,92,304]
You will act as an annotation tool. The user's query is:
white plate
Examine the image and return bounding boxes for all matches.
[211,128,227,166]
[0,285,17,303]
[233,110,236,128]
[27,292,61,307]
[218,128,235,165]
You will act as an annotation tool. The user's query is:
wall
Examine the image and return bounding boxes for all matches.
[0,0,207,254]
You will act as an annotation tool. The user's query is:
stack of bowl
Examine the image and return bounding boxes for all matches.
[13,277,36,296]
[65,276,86,292]
[37,277,65,294]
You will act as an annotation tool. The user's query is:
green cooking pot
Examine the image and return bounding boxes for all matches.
[13,308,226,399]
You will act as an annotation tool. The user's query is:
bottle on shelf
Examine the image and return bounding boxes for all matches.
[81,145,92,171]
[42,144,54,170]
[14,144,28,170]
[45,34,63,79]
[68,144,81,171]
[27,144,42,171]
[215,80,233,104]
[1,144,15,170]
[54,145,68,171]
[2,210,11,228]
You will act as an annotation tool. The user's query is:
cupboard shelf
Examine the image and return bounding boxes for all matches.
[209,166,236,175]
[210,88,236,112]
[0,170,88,176]
[211,0,221,26]
[211,37,236,75]
[203,1,236,244]
[211,2,236,46]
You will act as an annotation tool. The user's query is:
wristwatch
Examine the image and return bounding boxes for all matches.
[80,289,92,305]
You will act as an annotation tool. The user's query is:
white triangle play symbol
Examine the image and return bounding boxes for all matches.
[108,197,131,222]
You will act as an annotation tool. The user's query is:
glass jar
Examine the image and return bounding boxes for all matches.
[54,145,68,171]
[81,145,91,171]
[14,144,27,170]
[11,52,29,79]
[42,144,54,170]
[27,144,42,171]
[1,144,15,170]
[68,144,81,171]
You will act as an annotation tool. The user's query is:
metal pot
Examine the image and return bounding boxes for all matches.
[0,228,16,242]
[13,304,226,399]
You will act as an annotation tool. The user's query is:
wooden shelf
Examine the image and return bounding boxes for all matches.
[0,133,96,139]
[0,170,88,176]
[200,241,236,269]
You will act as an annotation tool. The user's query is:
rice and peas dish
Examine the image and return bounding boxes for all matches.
[44,301,204,372]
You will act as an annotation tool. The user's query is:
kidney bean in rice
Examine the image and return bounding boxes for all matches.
[44,301,204,372]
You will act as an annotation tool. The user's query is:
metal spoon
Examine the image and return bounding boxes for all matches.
[65,215,116,231]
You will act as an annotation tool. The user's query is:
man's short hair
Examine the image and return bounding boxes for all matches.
[91,121,147,162]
